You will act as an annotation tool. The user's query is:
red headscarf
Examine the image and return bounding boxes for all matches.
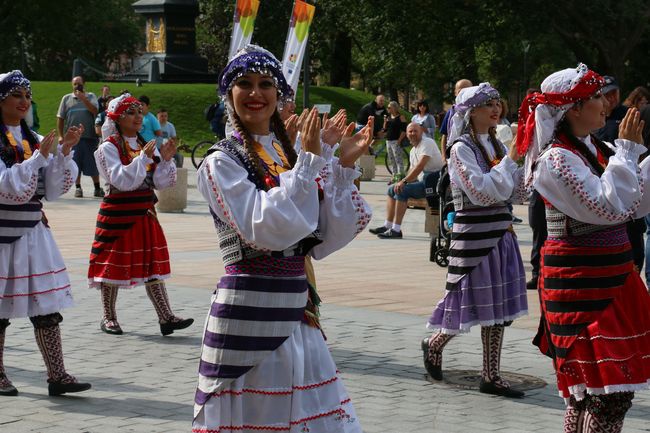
[515,69,605,156]
[106,95,141,121]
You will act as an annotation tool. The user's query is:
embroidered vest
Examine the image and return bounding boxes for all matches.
[544,139,613,239]
[450,135,508,210]
[206,137,321,267]
[105,135,158,192]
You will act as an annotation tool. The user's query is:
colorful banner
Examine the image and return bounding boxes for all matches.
[282,0,316,93]
[228,0,260,60]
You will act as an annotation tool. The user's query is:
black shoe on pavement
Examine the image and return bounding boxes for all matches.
[526,278,538,291]
[377,229,403,239]
[93,188,105,198]
[421,338,443,381]
[479,378,524,398]
[48,376,92,396]
[512,216,523,224]
[160,317,194,336]
[0,375,17,396]
[369,226,389,235]
[100,318,123,335]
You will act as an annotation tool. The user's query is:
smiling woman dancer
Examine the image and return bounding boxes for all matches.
[89,94,193,336]
[422,83,528,398]
[0,70,91,396]
[517,63,650,433]
[192,45,372,433]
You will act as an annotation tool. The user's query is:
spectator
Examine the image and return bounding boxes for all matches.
[356,93,388,137]
[411,99,437,139]
[206,98,226,139]
[439,79,473,157]
[94,95,115,137]
[97,85,111,112]
[593,76,626,143]
[382,100,407,181]
[369,122,444,238]
[138,95,162,142]
[623,86,650,111]
[157,108,183,168]
[57,75,104,198]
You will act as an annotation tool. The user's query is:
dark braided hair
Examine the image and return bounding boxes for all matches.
[557,118,613,176]
[270,110,297,167]
[0,110,40,163]
[468,120,505,167]
[230,111,271,190]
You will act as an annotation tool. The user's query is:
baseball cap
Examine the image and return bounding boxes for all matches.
[600,76,619,94]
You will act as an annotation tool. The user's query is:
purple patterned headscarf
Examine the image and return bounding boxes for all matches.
[218,45,291,102]
[0,70,31,101]
[447,82,500,145]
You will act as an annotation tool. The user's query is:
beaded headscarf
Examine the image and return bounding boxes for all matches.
[447,82,500,146]
[218,44,291,111]
[0,70,31,101]
[515,63,605,185]
[101,93,142,141]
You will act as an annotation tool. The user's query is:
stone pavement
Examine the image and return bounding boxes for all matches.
[0,166,648,433]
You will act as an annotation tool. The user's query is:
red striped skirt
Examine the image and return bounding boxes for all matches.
[537,238,650,399]
[88,190,171,288]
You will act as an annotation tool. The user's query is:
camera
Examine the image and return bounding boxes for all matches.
[75,84,84,93]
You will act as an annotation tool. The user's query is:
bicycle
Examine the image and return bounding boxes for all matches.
[370,138,410,179]
[190,137,219,169]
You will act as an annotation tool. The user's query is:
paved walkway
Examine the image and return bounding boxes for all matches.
[1,166,648,432]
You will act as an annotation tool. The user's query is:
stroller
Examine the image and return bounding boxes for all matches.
[427,165,454,267]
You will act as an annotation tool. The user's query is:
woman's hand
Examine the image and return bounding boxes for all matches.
[61,124,84,156]
[339,117,374,168]
[321,109,348,147]
[507,141,519,161]
[619,107,645,144]
[38,130,57,159]
[160,138,177,162]
[300,108,321,156]
[142,139,157,159]
[284,114,299,145]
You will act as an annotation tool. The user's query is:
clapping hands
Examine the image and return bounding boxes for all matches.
[339,116,374,168]
[619,107,645,144]
[61,124,84,156]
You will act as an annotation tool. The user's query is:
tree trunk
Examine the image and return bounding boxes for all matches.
[329,31,352,88]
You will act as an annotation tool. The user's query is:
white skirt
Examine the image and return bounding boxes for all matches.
[0,222,74,319]
[193,323,362,433]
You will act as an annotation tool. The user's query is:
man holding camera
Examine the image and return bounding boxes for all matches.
[57,75,104,198]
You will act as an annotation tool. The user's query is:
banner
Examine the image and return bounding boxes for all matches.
[282,0,316,93]
[228,0,260,60]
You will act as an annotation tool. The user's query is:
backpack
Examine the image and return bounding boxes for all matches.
[204,103,218,121]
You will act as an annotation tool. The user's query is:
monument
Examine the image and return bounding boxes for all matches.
[131,0,214,82]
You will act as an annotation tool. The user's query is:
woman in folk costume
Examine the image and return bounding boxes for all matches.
[89,94,193,336]
[422,83,528,398]
[193,45,373,433]
[0,70,91,396]
[517,63,650,433]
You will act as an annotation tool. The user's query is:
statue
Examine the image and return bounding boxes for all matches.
[146,17,166,53]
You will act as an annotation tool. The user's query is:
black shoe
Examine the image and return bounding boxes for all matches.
[512,216,523,224]
[526,278,538,291]
[93,188,105,198]
[369,226,389,235]
[100,318,123,335]
[160,318,194,336]
[0,376,17,396]
[48,380,92,396]
[479,378,524,398]
[421,338,443,381]
[377,229,402,239]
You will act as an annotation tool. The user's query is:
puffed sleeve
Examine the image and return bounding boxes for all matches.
[153,158,177,190]
[44,147,78,201]
[533,139,645,225]
[449,142,518,206]
[0,151,48,204]
[310,160,371,260]
[95,142,153,191]
[197,149,326,252]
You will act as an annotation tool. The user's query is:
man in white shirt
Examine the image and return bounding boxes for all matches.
[370,122,444,238]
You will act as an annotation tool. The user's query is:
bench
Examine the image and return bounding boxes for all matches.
[407,198,439,235]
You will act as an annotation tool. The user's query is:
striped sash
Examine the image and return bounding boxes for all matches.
[535,224,632,368]
[195,260,308,416]
[445,206,512,290]
[90,189,155,260]
[0,200,43,244]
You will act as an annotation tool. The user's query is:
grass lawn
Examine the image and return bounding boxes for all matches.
[31,81,379,150]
